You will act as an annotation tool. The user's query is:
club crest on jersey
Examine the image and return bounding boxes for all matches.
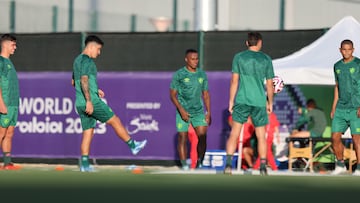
[350,67,355,74]
[198,78,204,84]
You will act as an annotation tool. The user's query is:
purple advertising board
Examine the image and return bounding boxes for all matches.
[13,72,232,160]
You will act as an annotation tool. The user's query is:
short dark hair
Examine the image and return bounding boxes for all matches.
[247,32,262,47]
[306,98,316,108]
[341,39,353,48]
[185,49,197,56]
[85,35,104,46]
[1,34,16,43]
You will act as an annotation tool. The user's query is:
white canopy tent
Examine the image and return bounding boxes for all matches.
[273,16,360,85]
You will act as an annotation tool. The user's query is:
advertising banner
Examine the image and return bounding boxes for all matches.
[13,72,232,160]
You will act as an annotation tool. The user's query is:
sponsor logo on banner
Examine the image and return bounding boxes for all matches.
[125,102,160,135]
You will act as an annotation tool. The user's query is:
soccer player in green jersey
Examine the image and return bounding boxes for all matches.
[72,35,147,172]
[290,98,327,138]
[0,34,21,170]
[170,49,211,170]
[331,39,360,176]
[224,32,274,175]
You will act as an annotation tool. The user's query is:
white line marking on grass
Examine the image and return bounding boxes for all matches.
[150,169,352,177]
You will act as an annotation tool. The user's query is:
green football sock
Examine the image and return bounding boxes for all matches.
[81,155,90,168]
[180,160,188,167]
[126,139,135,149]
[225,155,233,167]
[197,158,203,166]
[3,152,11,165]
[356,163,360,170]
[260,158,267,169]
[336,160,345,167]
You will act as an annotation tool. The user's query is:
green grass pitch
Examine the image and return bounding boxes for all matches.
[0,164,359,202]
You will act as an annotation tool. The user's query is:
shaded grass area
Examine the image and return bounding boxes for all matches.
[0,168,359,202]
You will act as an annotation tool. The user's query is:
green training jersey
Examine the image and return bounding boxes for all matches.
[73,54,100,107]
[295,108,327,136]
[334,57,360,110]
[0,56,19,107]
[170,66,209,115]
[232,50,274,107]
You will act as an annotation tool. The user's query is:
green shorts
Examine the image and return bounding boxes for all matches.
[232,104,268,127]
[331,108,360,134]
[176,111,207,132]
[76,100,114,131]
[0,106,18,127]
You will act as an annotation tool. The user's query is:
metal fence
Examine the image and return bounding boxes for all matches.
[10,30,325,72]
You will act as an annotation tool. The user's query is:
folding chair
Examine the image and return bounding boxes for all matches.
[343,139,357,173]
[287,137,313,172]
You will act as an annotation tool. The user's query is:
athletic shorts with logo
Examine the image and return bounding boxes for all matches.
[332,108,360,134]
[0,106,18,127]
[176,112,207,132]
[76,100,114,130]
[232,104,268,127]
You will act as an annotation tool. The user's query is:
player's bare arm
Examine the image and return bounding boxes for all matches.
[266,78,274,113]
[170,89,189,121]
[0,88,7,114]
[331,83,339,119]
[203,90,211,125]
[228,73,239,113]
[80,75,93,115]
[71,72,75,87]
[98,89,105,98]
